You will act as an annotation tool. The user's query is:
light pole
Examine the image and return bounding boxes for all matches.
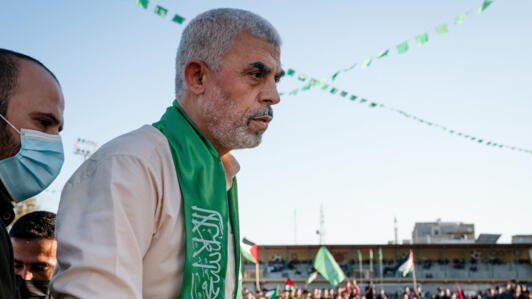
[74,138,98,160]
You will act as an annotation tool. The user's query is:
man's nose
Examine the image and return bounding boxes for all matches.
[259,79,281,106]
[21,267,33,280]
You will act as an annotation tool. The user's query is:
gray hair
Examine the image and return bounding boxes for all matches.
[175,8,282,98]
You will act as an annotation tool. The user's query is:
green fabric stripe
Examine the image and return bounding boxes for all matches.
[153,100,241,299]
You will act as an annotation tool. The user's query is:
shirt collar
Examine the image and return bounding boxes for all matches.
[221,152,240,191]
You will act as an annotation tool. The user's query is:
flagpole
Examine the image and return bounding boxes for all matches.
[369,249,374,285]
[379,256,383,291]
[255,260,260,292]
[358,251,363,284]
[412,252,418,294]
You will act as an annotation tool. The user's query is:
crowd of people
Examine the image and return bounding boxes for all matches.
[242,280,532,299]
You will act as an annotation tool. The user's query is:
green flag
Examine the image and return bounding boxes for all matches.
[289,89,299,95]
[478,0,494,13]
[172,14,186,24]
[302,83,312,91]
[416,33,429,47]
[436,24,449,36]
[340,91,348,97]
[136,0,149,9]
[396,41,409,54]
[357,250,362,261]
[454,13,467,24]
[313,246,346,286]
[154,5,168,17]
[350,95,358,101]
[286,69,295,76]
[362,57,372,68]
[330,87,339,94]
[298,74,307,81]
[266,286,280,299]
[332,71,341,81]
[377,49,389,59]
[378,248,383,260]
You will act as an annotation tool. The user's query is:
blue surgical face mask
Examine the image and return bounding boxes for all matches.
[0,113,64,202]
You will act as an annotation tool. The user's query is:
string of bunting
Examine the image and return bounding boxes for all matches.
[280,0,494,96]
[129,0,531,155]
[301,85,531,155]
[135,0,186,25]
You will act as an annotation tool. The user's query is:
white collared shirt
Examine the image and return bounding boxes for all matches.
[51,125,236,299]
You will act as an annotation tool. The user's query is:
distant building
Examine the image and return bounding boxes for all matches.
[512,235,532,244]
[412,219,475,244]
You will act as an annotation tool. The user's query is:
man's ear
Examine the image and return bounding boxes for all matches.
[184,60,209,95]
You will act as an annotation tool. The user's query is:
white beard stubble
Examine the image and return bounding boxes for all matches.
[199,85,265,150]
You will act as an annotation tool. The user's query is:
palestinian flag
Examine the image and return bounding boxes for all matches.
[306,270,318,285]
[398,250,415,277]
[285,277,296,290]
[241,238,259,264]
[456,282,464,299]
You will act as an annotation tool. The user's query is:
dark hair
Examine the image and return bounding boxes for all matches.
[0,48,59,116]
[9,211,56,240]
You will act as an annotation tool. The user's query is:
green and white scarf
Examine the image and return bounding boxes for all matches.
[153,100,242,299]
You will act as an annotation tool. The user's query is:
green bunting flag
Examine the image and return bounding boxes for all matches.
[416,33,429,47]
[302,83,312,91]
[350,95,358,101]
[288,89,299,95]
[313,247,346,286]
[340,91,348,97]
[454,13,467,24]
[298,74,307,81]
[478,0,494,13]
[298,0,494,84]
[332,64,356,81]
[362,57,372,68]
[154,5,168,17]
[377,49,389,59]
[136,0,149,9]
[287,69,295,76]
[436,23,449,36]
[332,71,341,81]
[396,41,409,54]
[172,14,186,24]
[330,87,339,94]
[357,250,362,261]
[378,248,383,261]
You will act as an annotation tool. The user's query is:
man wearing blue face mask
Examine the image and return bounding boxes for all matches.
[0,49,65,299]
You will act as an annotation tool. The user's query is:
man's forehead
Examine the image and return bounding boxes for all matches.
[225,31,281,71]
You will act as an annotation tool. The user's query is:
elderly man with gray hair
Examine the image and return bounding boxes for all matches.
[51,8,283,299]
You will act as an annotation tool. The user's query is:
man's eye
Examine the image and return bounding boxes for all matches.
[39,119,52,128]
[33,265,48,272]
[249,72,262,79]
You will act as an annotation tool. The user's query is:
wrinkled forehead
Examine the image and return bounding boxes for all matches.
[221,30,281,71]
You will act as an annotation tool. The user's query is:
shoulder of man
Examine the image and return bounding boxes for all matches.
[63,124,172,189]
[91,124,169,162]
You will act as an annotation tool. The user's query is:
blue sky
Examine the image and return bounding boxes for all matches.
[1,0,531,244]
